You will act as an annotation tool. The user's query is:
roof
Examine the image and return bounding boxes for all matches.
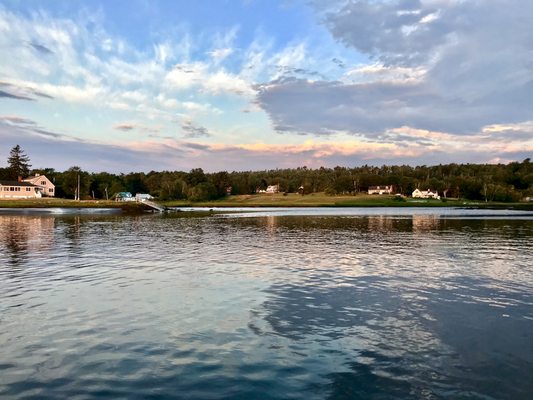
[24,175,51,182]
[0,181,37,187]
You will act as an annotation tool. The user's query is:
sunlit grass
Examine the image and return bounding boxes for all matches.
[1,194,530,210]
[0,198,143,210]
[162,193,532,209]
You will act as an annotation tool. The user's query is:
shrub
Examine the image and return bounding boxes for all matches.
[393,195,406,202]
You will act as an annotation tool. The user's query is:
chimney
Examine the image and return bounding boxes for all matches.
[18,176,22,182]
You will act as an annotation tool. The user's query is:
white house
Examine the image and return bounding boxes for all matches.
[266,184,280,193]
[258,184,280,194]
[412,188,440,200]
[23,174,55,197]
[368,185,394,195]
[135,193,154,201]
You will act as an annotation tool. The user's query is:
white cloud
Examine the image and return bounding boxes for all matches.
[108,101,132,111]
[154,42,172,65]
[165,62,208,90]
[209,47,233,63]
[203,71,255,96]
[121,90,147,103]
[39,82,106,103]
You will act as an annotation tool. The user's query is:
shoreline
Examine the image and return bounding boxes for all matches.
[0,194,532,212]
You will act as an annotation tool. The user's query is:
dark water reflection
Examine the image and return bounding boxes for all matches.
[0,211,532,399]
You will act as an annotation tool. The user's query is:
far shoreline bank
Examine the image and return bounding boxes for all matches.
[1,193,532,212]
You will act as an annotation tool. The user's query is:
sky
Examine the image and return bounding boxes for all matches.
[0,0,532,172]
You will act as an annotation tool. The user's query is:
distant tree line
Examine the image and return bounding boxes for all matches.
[1,145,531,202]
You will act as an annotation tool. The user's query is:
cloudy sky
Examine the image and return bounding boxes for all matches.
[0,0,531,172]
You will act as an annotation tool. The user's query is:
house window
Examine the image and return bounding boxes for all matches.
[26,188,31,191]
[41,181,46,185]
[49,188,54,193]
[10,187,14,191]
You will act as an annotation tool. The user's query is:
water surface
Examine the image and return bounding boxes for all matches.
[0,208,532,399]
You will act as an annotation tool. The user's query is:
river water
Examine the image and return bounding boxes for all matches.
[0,208,532,399]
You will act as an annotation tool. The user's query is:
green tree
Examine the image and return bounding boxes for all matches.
[57,166,92,199]
[209,171,230,197]
[186,168,207,186]
[7,144,31,179]
[188,182,217,201]
[0,167,11,180]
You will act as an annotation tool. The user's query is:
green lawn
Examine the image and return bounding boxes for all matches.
[0,198,145,212]
[1,194,531,211]
[162,193,533,210]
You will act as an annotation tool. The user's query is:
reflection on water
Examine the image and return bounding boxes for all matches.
[0,210,532,399]
[0,216,55,266]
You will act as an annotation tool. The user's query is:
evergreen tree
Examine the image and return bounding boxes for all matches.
[7,144,31,179]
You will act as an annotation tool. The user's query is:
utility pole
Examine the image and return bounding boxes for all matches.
[77,174,80,201]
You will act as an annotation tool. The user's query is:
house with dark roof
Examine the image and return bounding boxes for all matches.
[0,180,41,199]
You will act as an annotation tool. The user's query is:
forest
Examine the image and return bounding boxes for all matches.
[1,146,531,202]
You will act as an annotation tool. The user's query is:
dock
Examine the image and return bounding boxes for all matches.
[139,199,167,212]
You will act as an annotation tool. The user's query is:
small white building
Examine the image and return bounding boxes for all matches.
[115,192,135,201]
[368,185,394,195]
[412,188,440,200]
[258,184,280,194]
[266,185,279,193]
[135,193,154,202]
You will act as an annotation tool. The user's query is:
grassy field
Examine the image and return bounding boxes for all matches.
[0,198,146,212]
[162,193,533,210]
[1,194,531,210]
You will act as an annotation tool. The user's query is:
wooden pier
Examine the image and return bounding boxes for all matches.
[139,199,167,212]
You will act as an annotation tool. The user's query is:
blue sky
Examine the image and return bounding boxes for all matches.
[0,0,531,172]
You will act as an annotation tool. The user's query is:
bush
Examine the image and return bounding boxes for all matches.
[393,195,406,202]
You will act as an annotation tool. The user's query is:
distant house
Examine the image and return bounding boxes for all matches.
[135,193,154,202]
[368,185,394,195]
[257,184,280,194]
[266,185,279,194]
[115,192,135,201]
[23,174,55,197]
[412,188,440,200]
[0,180,41,199]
